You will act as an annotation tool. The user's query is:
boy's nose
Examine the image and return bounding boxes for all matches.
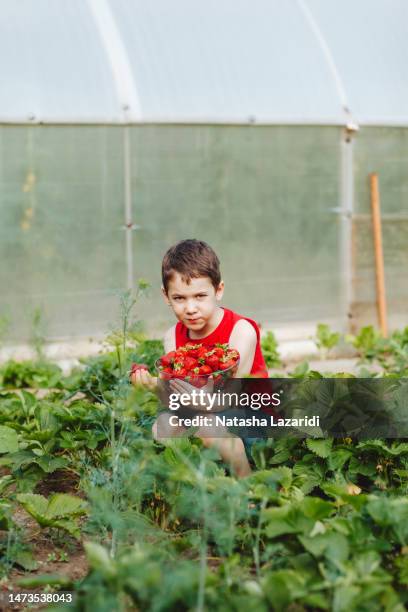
[185,300,198,313]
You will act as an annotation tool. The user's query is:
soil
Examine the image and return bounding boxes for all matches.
[34,470,82,498]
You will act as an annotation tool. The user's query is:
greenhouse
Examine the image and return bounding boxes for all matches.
[1,0,408,343]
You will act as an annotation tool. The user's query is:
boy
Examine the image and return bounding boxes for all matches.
[132,239,268,478]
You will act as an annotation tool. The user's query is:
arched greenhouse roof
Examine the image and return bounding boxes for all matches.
[1,0,408,127]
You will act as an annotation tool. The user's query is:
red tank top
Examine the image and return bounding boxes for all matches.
[175,307,268,377]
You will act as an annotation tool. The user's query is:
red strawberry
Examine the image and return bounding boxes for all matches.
[199,365,212,376]
[213,347,225,358]
[219,359,236,371]
[184,342,200,357]
[184,356,199,371]
[131,363,149,373]
[197,347,208,360]
[173,360,186,372]
[205,354,220,371]
[161,367,173,380]
[189,375,206,388]
[160,351,176,367]
[174,368,187,379]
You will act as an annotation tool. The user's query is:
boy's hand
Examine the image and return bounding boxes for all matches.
[130,364,157,390]
[169,378,214,409]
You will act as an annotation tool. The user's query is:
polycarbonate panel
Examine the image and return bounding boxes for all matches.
[352,127,408,328]
[130,125,343,333]
[307,0,408,126]
[0,126,126,341]
[1,0,407,126]
[108,0,344,124]
[0,0,121,122]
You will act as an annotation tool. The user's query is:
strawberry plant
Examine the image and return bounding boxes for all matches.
[0,322,407,609]
[261,331,282,368]
[0,359,64,389]
[16,493,88,539]
[315,323,341,358]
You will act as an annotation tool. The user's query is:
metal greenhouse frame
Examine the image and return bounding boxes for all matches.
[1,0,407,342]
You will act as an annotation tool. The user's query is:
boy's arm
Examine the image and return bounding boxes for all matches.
[229,319,257,377]
[163,324,176,353]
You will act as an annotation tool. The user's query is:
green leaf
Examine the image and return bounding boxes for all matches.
[315,324,340,351]
[18,574,72,588]
[263,506,299,538]
[321,482,367,511]
[0,425,18,453]
[327,448,353,471]
[357,440,408,456]
[84,542,117,579]
[0,501,12,530]
[269,438,299,464]
[53,518,81,539]
[35,455,69,473]
[262,569,307,608]
[0,474,13,495]
[299,531,349,563]
[17,493,48,524]
[264,503,314,538]
[292,462,324,494]
[305,438,333,458]
[250,467,293,490]
[299,497,334,520]
[0,450,38,469]
[46,493,87,519]
[13,550,39,571]
[395,554,408,585]
[16,492,87,537]
[290,361,310,378]
[367,496,408,543]
[261,331,282,368]
[332,585,360,612]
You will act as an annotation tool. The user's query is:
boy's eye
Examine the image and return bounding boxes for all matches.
[173,297,184,302]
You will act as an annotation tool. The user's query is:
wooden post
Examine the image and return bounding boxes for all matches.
[370,173,388,337]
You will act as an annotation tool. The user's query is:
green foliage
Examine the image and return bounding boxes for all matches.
[0,359,64,389]
[346,325,408,374]
[16,493,87,539]
[289,360,310,378]
[305,437,333,458]
[315,323,341,355]
[71,339,163,403]
[0,425,19,453]
[0,322,408,609]
[261,331,282,368]
[0,390,110,489]
[347,325,386,361]
[130,339,164,372]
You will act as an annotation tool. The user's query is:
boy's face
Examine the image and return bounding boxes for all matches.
[163,272,224,331]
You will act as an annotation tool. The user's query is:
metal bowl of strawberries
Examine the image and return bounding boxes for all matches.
[155,342,240,389]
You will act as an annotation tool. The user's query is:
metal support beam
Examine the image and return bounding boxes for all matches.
[339,126,357,331]
[123,127,134,291]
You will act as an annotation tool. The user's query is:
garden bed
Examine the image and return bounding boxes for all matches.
[0,327,407,611]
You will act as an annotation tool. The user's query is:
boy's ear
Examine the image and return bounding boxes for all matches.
[215,280,225,301]
[161,286,171,305]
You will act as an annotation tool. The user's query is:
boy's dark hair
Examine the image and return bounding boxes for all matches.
[162,239,221,293]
